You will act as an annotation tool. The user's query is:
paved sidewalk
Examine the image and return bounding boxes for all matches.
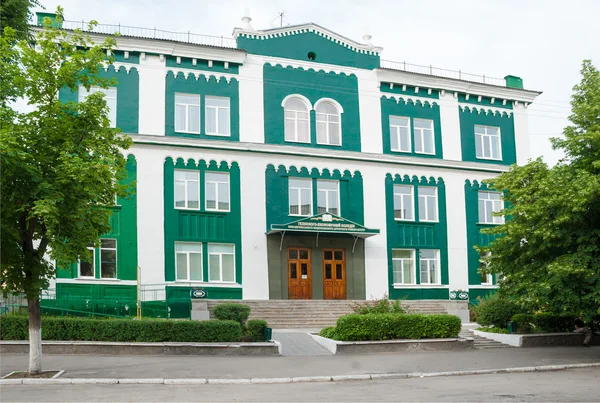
[272,330,332,356]
[2,347,598,379]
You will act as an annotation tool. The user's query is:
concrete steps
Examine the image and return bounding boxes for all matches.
[207,300,448,329]
[459,328,514,349]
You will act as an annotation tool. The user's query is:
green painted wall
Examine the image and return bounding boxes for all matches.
[459,108,516,165]
[265,165,364,230]
[380,97,443,159]
[56,154,138,281]
[266,234,366,300]
[263,64,361,152]
[163,158,242,287]
[464,180,503,286]
[237,32,379,69]
[165,72,239,141]
[113,50,140,64]
[55,283,136,300]
[166,56,239,74]
[380,83,440,99]
[385,174,449,300]
[58,65,140,134]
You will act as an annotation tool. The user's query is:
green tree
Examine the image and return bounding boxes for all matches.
[479,60,600,319]
[0,0,41,40]
[0,9,131,374]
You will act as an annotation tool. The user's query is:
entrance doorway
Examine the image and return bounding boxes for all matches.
[288,247,311,299]
[323,249,346,299]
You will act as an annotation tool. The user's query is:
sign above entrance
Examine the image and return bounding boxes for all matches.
[268,213,379,238]
[191,289,207,299]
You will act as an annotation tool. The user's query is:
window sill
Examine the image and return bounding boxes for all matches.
[477,222,503,226]
[469,284,498,289]
[414,152,436,156]
[390,149,412,154]
[206,133,231,137]
[393,284,448,289]
[174,131,201,135]
[205,208,231,213]
[169,281,241,288]
[316,142,343,147]
[394,218,415,222]
[284,140,311,145]
[476,157,503,161]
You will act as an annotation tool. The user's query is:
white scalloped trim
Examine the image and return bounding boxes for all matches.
[166,67,237,84]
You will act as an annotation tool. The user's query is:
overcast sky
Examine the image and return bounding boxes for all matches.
[36,0,600,165]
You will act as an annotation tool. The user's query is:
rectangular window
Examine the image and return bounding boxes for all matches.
[479,252,493,285]
[205,96,230,136]
[100,239,117,279]
[174,93,200,134]
[78,245,96,278]
[389,116,411,152]
[174,170,200,210]
[393,185,414,220]
[208,244,235,282]
[418,187,438,222]
[79,86,117,128]
[475,125,502,160]
[317,180,339,215]
[478,191,504,224]
[392,249,415,284]
[414,118,435,154]
[419,249,440,284]
[175,242,203,281]
[205,172,230,212]
[289,178,312,216]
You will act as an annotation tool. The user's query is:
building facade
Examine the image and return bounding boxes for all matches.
[44,14,541,315]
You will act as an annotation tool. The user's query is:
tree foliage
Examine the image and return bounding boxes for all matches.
[479,60,600,318]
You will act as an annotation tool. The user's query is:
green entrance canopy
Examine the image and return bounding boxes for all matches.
[267,213,380,238]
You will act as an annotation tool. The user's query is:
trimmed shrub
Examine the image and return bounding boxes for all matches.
[212,303,251,326]
[334,313,461,341]
[319,326,337,339]
[352,295,405,315]
[0,315,242,342]
[246,319,268,342]
[511,314,535,333]
[533,312,577,333]
[475,297,520,328]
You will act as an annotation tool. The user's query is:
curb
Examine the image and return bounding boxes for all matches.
[1,363,598,385]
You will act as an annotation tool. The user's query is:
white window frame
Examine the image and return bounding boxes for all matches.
[316,179,340,215]
[389,115,411,152]
[289,178,313,217]
[475,125,502,160]
[78,245,96,278]
[174,93,201,134]
[79,85,117,128]
[315,99,343,146]
[479,252,493,285]
[419,249,441,285]
[174,170,200,210]
[478,191,504,224]
[205,172,230,212]
[392,249,416,285]
[208,244,236,283]
[413,118,435,155]
[100,239,117,279]
[393,185,414,221]
[283,95,311,144]
[175,242,203,282]
[418,187,438,222]
[205,96,231,137]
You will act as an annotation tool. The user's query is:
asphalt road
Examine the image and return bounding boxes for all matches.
[2,368,599,402]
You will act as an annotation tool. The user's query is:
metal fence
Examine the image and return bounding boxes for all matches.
[380,59,506,87]
[60,20,237,49]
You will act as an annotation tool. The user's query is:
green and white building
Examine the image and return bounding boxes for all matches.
[42,13,541,318]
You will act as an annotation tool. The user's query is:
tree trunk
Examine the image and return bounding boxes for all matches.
[27,298,42,375]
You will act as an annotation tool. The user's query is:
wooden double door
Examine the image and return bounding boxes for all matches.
[288,247,346,300]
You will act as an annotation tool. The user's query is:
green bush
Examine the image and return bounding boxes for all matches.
[333,313,461,341]
[319,326,337,339]
[475,295,520,328]
[510,313,578,333]
[0,315,242,342]
[511,314,534,333]
[478,326,509,334]
[212,303,251,326]
[351,295,405,315]
[246,319,268,342]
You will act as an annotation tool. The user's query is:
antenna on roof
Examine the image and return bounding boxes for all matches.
[268,10,289,28]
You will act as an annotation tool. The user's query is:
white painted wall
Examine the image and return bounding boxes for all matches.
[513,103,531,165]
[357,70,383,154]
[238,54,265,144]
[443,175,469,291]
[138,55,166,136]
[438,92,462,161]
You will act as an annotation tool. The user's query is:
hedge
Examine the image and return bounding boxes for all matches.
[511,313,577,333]
[212,303,251,326]
[0,315,242,342]
[475,298,520,328]
[246,319,268,342]
[319,326,337,339]
[333,313,461,341]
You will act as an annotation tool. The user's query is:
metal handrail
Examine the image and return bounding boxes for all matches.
[60,19,238,49]
[380,59,506,87]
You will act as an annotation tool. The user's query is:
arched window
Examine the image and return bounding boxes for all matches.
[315,99,342,146]
[283,96,310,143]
